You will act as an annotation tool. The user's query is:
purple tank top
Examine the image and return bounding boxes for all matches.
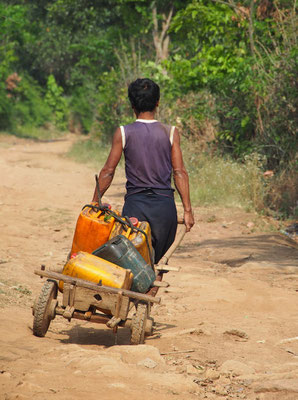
[121,120,174,194]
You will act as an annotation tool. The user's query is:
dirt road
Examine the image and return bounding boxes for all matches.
[0,134,297,400]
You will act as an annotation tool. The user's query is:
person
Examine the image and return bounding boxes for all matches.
[92,78,194,265]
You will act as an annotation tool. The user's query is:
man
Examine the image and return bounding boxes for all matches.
[93,78,194,265]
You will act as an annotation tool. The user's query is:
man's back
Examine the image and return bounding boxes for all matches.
[121,120,174,193]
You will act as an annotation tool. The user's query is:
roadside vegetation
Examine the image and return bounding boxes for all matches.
[68,139,111,168]
[1,0,297,218]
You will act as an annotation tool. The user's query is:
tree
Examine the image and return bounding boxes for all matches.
[167,0,297,167]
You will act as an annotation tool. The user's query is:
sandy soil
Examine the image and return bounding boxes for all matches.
[0,134,297,400]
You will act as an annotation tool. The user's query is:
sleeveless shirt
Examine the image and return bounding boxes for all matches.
[120,120,175,195]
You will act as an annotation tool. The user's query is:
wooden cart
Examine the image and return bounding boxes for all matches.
[32,224,186,345]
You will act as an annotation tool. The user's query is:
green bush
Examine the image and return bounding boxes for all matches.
[169,90,218,148]
[0,45,16,130]
[13,75,52,128]
[95,70,133,141]
[45,75,68,130]
[0,89,13,130]
[1,72,52,131]
[68,85,96,134]
[253,47,297,169]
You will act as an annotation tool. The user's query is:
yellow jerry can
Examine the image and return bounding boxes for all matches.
[109,219,153,265]
[58,251,133,292]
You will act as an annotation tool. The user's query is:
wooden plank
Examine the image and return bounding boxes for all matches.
[71,287,94,311]
[155,265,180,272]
[106,316,122,329]
[123,269,132,290]
[72,287,130,319]
[115,291,123,318]
[62,283,71,307]
[34,269,161,304]
[153,280,169,288]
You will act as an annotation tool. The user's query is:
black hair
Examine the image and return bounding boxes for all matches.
[128,78,160,114]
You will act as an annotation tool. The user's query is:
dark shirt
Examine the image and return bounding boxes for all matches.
[121,120,174,196]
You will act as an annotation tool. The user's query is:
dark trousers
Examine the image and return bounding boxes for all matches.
[122,190,177,264]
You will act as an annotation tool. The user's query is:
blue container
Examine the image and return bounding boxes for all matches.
[92,235,156,293]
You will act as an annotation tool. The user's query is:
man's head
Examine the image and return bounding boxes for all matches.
[128,78,160,114]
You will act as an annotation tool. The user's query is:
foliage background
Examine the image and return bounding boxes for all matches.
[0,0,297,216]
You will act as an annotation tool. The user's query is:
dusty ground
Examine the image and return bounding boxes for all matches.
[0,134,297,400]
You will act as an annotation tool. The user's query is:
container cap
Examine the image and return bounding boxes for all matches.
[129,217,139,227]
[102,203,112,210]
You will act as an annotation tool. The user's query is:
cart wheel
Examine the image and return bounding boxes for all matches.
[33,279,58,337]
[130,303,148,345]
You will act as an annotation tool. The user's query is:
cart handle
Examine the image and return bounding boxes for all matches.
[34,269,161,304]
[158,223,187,266]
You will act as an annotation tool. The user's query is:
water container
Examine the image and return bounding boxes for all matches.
[92,235,156,293]
[58,251,133,292]
[109,219,153,266]
[71,205,119,255]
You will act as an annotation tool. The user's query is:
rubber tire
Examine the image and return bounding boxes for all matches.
[130,303,148,345]
[33,280,58,337]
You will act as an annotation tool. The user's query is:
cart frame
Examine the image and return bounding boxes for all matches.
[32,223,186,344]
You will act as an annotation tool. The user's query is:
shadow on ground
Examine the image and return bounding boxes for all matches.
[177,233,297,268]
[56,325,131,346]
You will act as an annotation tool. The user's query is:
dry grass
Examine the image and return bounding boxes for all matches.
[181,138,266,211]
[67,138,112,168]
[265,167,298,218]
[68,136,296,218]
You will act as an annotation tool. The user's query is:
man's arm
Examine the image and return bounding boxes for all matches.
[92,127,123,202]
[171,128,194,232]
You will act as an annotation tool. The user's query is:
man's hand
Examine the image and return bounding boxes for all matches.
[184,209,194,232]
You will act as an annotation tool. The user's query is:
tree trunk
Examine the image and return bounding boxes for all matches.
[152,4,173,62]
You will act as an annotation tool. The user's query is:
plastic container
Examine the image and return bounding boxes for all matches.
[58,251,133,292]
[109,219,153,266]
[92,235,156,293]
[71,205,118,255]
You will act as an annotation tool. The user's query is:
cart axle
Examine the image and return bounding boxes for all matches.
[55,306,153,335]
